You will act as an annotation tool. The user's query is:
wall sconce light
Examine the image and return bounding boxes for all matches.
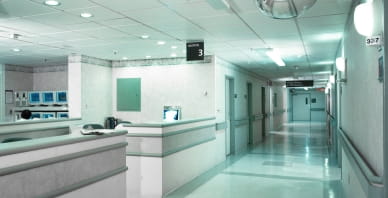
[336,57,346,72]
[336,57,347,83]
[354,1,375,36]
[329,75,335,84]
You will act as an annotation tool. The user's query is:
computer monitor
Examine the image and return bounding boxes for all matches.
[42,112,55,119]
[163,106,181,121]
[28,92,41,105]
[31,112,41,119]
[42,91,55,105]
[57,112,69,119]
[56,91,67,104]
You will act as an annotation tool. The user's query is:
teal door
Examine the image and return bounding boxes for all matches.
[292,94,311,121]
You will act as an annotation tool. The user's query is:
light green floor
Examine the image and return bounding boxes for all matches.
[167,122,342,198]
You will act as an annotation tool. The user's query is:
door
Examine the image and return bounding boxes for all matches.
[292,94,311,121]
[225,78,231,156]
[261,87,266,138]
[247,83,253,145]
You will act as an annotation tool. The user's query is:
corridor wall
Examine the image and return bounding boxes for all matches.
[336,0,384,197]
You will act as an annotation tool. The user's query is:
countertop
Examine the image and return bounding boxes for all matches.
[0,129,128,157]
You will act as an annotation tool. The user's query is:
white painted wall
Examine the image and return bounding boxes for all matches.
[214,57,271,151]
[337,1,384,197]
[33,71,67,91]
[271,85,287,130]
[341,150,367,198]
[340,0,384,176]
[81,63,112,125]
[112,62,215,123]
[4,71,33,91]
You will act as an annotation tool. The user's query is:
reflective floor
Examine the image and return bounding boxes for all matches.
[167,122,342,198]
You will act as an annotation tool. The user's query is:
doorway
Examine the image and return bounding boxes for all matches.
[225,77,235,156]
[247,83,253,145]
[261,87,266,139]
[292,93,311,121]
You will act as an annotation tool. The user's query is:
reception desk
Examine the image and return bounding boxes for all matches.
[117,117,225,198]
[0,127,128,198]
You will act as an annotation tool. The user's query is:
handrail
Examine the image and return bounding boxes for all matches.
[338,128,383,186]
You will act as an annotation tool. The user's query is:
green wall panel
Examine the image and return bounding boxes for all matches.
[117,78,141,111]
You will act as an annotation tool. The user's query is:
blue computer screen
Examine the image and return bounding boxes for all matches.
[42,92,54,103]
[31,112,41,119]
[42,113,55,119]
[57,112,69,118]
[56,91,67,103]
[29,92,41,104]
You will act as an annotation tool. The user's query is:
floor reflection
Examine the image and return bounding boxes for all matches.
[167,122,342,198]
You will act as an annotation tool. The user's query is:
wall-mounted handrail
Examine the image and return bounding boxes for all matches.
[338,128,383,186]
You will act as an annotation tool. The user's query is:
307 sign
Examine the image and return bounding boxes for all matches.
[366,36,382,46]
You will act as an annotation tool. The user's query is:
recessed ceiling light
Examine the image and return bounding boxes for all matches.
[80,12,93,18]
[44,0,60,6]
[171,53,177,57]
[145,55,151,59]
[122,57,128,60]
[141,35,149,39]
[171,46,177,49]
[12,48,21,52]
[157,41,166,45]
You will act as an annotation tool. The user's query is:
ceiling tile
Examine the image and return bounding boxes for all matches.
[90,0,163,12]
[65,6,124,21]
[0,0,58,18]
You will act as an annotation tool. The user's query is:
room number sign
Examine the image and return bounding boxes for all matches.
[366,35,382,46]
[186,41,204,61]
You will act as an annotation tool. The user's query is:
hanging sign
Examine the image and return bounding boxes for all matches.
[186,41,204,61]
[286,80,314,87]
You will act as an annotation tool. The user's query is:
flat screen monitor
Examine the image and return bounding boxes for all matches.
[57,112,69,119]
[28,92,41,105]
[42,92,55,104]
[56,91,67,104]
[31,112,41,119]
[163,106,181,121]
[42,112,55,119]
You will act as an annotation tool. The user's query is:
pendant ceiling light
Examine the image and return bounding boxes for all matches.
[256,0,317,19]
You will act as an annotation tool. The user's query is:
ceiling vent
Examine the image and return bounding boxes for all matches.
[256,0,317,19]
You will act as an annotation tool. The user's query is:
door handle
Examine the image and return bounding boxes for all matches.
[305,97,308,104]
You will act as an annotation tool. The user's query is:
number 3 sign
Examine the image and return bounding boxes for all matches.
[186,41,204,61]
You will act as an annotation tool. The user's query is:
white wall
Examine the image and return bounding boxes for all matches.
[112,61,215,123]
[81,63,113,125]
[337,0,384,197]
[339,0,384,176]
[33,71,67,91]
[68,55,113,125]
[5,71,33,91]
[214,57,271,151]
[270,85,287,130]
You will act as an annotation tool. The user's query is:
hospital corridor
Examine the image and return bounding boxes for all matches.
[0,0,386,198]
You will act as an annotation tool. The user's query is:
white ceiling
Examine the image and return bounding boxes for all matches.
[0,0,352,81]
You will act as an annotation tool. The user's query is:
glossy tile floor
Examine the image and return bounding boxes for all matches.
[167,122,342,198]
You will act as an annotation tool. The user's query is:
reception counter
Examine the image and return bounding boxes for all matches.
[0,128,128,198]
[116,117,225,198]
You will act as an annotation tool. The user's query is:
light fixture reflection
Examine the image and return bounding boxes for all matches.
[266,49,285,66]
[329,75,335,84]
